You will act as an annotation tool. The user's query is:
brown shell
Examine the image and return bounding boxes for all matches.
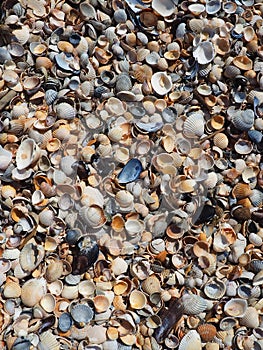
[232,183,252,199]
[197,324,217,342]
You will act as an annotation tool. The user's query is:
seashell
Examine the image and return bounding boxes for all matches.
[93,295,110,313]
[39,209,55,226]
[58,312,73,332]
[16,138,41,170]
[231,109,254,131]
[55,102,76,120]
[232,183,252,199]
[232,56,253,70]
[71,303,94,324]
[234,139,253,155]
[13,25,30,45]
[188,3,205,15]
[224,65,241,78]
[129,290,147,309]
[189,19,205,33]
[21,277,47,307]
[239,306,259,328]
[12,338,31,350]
[65,274,81,286]
[224,298,247,317]
[3,279,21,298]
[197,324,217,342]
[115,73,132,93]
[183,112,205,138]
[39,331,60,350]
[248,232,262,246]
[152,0,176,17]
[19,243,45,273]
[45,259,64,283]
[79,205,106,228]
[45,89,58,105]
[213,133,228,149]
[204,278,226,299]
[114,9,127,23]
[193,41,215,64]
[61,285,79,299]
[250,260,263,273]
[151,72,172,96]
[181,294,208,315]
[40,293,56,313]
[178,330,202,350]
[0,146,12,172]
[253,270,263,286]
[206,0,221,14]
[35,56,53,70]
[117,159,143,184]
[141,275,161,294]
[111,256,128,275]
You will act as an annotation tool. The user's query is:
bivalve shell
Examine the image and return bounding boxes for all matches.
[181,294,208,315]
[21,277,47,307]
[71,303,94,324]
[151,72,172,96]
[239,306,259,328]
[129,290,147,309]
[197,324,217,342]
[55,102,76,120]
[224,298,247,317]
[178,330,202,350]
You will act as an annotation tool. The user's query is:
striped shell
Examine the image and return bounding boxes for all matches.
[55,102,76,120]
[213,133,228,149]
[178,330,202,350]
[183,112,205,138]
[239,306,259,328]
[231,109,254,131]
[45,89,58,105]
[224,65,241,78]
[181,294,208,315]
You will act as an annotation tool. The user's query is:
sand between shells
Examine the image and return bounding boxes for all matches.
[0,0,263,349]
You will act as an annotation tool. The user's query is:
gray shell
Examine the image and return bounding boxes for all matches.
[231,109,254,131]
[71,304,94,324]
[115,73,132,93]
[181,294,208,315]
[45,89,58,105]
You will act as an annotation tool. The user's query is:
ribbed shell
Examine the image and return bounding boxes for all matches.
[55,103,76,120]
[249,189,263,206]
[197,324,217,342]
[45,89,58,105]
[231,109,254,131]
[213,132,229,149]
[71,304,94,324]
[239,306,259,328]
[224,65,241,78]
[181,294,207,315]
[250,259,263,273]
[115,73,132,93]
[183,113,205,138]
[178,330,202,350]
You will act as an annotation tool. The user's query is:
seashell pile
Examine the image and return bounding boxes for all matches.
[0,0,263,349]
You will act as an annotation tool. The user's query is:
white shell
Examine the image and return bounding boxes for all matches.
[151,72,172,96]
[0,146,12,172]
[193,41,215,64]
[183,112,205,138]
[16,138,41,170]
[178,330,202,350]
[152,0,176,17]
[224,298,247,317]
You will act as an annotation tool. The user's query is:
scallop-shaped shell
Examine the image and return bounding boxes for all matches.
[248,130,262,144]
[45,89,58,105]
[189,19,204,33]
[248,188,262,206]
[224,65,241,78]
[224,298,247,317]
[79,205,106,228]
[213,133,229,149]
[232,183,252,199]
[178,330,202,350]
[39,331,60,350]
[19,243,45,273]
[250,259,263,273]
[129,290,147,309]
[234,139,253,155]
[45,259,64,283]
[193,41,215,64]
[115,74,132,93]
[204,278,226,299]
[231,109,254,131]
[233,56,253,70]
[152,0,176,17]
[141,275,161,294]
[183,113,205,138]
[55,103,76,120]
[197,324,217,342]
[181,294,208,315]
[117,159,143,184]
[58,312,73,332]
[93,295,110,313]
[13,25,30,45]
[16,138,41,170]
[206,0,221,14]
[71,304,94,324]
[151,72,172,96]
[239,306,259,328]
[21,277,47,307]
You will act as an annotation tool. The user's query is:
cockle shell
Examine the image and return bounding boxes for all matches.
[224,298,247,317]
[197,324,217,342]
[79,205,106,228]
[55,102,76,120]
[141,275,161,294]
[183,112,205,138]
[178,330,202,350]
[151,72,172,96]
[231,109,254,131]
[152,0,176,17]
[239,306,259,328]
[181,294,209,315]
[19,243,45,273]
[71,303,94,324]
[93,295,110,313]
[21,277,47,307]
[206,0,221,14]
[39,331,60,350]
[129,290,147,309]
[204,278,226,299]
[0,146,13,172]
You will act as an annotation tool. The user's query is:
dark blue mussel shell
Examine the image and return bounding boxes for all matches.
[117,158,143,184]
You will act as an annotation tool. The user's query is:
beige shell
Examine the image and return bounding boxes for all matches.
[39,330,60,350]
[115,190,134,209]
[19,243,45,273]
[129,290,147,309]
[45,259,64,283]
[79,205,107,228]
[141,275,161,294]
[178,330,202,350]
[21,277,47,307]
[40,293,56,313]
[93,295,110,313]
[183,112,205,138]
[224,298,247,317]
[232,56,253,70]
[111,257,128,275]
[239,306,259,328]
[78,280,95,297]
[3,280,21,298]
[16,138,41,170]
[213,133,228,149]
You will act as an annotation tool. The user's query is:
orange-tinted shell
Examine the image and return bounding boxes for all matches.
[197,324,217,342]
